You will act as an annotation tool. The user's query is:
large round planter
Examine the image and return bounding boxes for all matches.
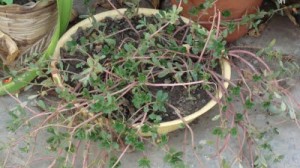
[0,0,57,64]
[51,8,231,136]
[171,0,263,42]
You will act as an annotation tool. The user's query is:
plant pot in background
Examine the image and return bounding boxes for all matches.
[171,0,263,42]
[0,0,57,65]
[51,8,231,136]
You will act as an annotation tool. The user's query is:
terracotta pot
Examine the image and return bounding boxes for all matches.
[171,0,263,42]
[51,8,231,136]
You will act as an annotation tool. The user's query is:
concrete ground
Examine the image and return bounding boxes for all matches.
[0,1,300,168]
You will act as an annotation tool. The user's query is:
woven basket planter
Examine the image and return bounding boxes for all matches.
[0,0,57,65]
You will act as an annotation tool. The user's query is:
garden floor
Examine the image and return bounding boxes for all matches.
[0,1,300,167]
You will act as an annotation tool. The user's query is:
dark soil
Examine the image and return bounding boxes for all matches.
[60,15,221,122]
[149,83,215,121]
[14,0,36,5]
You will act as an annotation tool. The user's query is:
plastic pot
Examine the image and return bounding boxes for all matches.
[51,8,231,135]
[171,0,263,42]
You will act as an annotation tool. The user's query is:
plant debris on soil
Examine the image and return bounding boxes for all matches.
[59,14,221,122]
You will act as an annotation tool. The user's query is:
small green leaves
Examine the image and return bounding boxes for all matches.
[245,98,254,109]
[230,127,238,137]
[153,90,168,112]
[37,100,47,110]
[7,105,28,132]
[166,24,175,34]
[56,88,76,102]
[125,134,144,151]
[158,69,171,78]
[157,5,182,24]
[104,38,116,47]
[90,95,118,114]
[235,113,244,123]
[138,157,151,168]
[124,43,136,53]
[212,127,224,137]
[222,10,231,17]
[46,127,69,151]
[231,86,241,96]
[65,143,76,153]
[149,113,162,123]
[132,89,152,108]
[208,38,226,58]
[141,124,151,133]
[113,121,125,133]
[74,128,87,140]
[109,156,121,168]
[157,134,168,146]
[65,40,77,53]
[253,74,262,82]
[19,143,30,153]
[136,17,147,29]
[164,149,185,168]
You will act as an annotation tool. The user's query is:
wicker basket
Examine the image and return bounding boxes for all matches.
[0,0,57,65]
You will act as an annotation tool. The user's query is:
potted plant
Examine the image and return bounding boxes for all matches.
[4,4,299,168]
[50,7,231,136]
[171,0,263,42]
[0,0,57,65]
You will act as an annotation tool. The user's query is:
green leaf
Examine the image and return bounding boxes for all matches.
[124,43,136,52]
[158,69,170,78]
[138,157,151,168]
[235,113,244,123]
[141,124,151,133]
[245,98,254,109]
[19,143,30,153]
[37,100,47,110]
[230,127,238,137]
[74,128,87,140]
[212,127,223,137]
[253,74,262,82]
[65,143,76,153]
[156,90,168,102]
[109,156,121,168]
[113,122,125,133]
[105,38,116,47]
[262,101,271,109]
[231,86,240,96]
[149,113,162,123]
[164,149,185,167]
[222,10,231,17]
[158,134,168,146]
